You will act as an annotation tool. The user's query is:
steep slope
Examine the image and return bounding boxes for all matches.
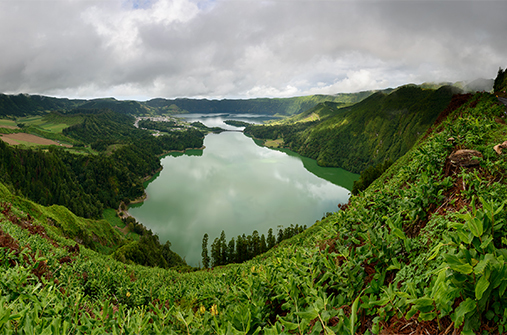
[246,85,457,173]
[0,92,376,118]
[1,91,507,334]
[0,93,85,117]
[143,92,377,116]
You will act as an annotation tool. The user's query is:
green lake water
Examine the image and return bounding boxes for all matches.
[129,116,358,266]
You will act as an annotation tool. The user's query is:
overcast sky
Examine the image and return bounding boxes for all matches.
[0,0,505,100]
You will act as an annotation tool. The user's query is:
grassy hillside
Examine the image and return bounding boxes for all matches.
[146,92,377,116]
[245,85,457,173]
[0,94,85,117]
[0,92,376,118]
[1,91,507,334]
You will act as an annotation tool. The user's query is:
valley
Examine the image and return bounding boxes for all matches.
[0,72,507,333]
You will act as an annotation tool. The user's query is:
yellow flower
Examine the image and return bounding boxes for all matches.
[126,291,131,298]
[199,306,206,314]
[210,304,218,316]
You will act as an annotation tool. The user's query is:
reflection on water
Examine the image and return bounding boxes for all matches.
[129,115,358,266]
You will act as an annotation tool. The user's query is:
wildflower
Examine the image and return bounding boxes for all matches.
[126,292,131,298]
[199,306,205,314]
[210,304,218,316]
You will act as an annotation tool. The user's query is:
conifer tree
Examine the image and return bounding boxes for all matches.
[267,228,276,249]
[201,233,210,269]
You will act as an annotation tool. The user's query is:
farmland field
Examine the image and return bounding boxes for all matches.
[0,119,19,129]
[0,133,71,147]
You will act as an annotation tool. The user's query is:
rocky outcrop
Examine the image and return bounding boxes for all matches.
[448,149,483,167]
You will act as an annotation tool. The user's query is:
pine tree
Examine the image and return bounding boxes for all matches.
[210,237,221,267]
[267,228,276,249]
[219,230,227,265]
[201,233,210,269]
[260,234,267,253]
[494,67,506,92]
[227,237,235,264]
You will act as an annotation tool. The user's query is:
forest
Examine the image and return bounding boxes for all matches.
[245,85,457,173]
[202,224,307,268]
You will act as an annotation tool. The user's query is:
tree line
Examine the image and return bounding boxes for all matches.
[0,108,205,218]
[245,86,455,174]
[201,224,306,268]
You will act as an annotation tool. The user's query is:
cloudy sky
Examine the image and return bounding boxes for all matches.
[0,0,505,100]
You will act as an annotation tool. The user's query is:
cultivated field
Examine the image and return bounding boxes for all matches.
[0,133,71,147]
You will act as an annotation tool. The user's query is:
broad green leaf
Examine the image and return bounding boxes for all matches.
[391,228,406,240]
[443,254,473,274]
[451,298,476,327]
[474,253,496,275]
[278,317,299,331]
[475,275,490,300]
[295,309,319,321]
[480,235,493,250]
[457,230,471,244]
[350,294,361,335]
[448,221,464,230]
[468,217,483,237]
[418,311,437,321]
[427,243,443,261]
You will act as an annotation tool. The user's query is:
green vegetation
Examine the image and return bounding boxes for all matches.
[245,85,457,173]
[494,66,507,93]
[203,225,306,268]
[0,92,377,118]
[0,89,507,333]
[351,160,392,195]
[223,120,253,127]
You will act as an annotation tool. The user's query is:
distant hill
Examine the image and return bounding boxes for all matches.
[145,92,376,116]
[0,93,85,117]
[77,98,156,115]
[245,85,458,173]
[0,92,377,117]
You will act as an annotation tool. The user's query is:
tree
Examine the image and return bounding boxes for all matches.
[227,238,235,264]
[219,230,227,265]
[260,234,267,253]
[210,237,221,267]
[201,233,210,269]
[494,67,506,92]
[267,228,276,249]
[252,230,260,256]
[277,225,284,244]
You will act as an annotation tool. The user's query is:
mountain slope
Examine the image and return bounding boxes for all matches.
[146,92,377,116]
[245,85,457,173]
[0,92,376,118]
[1,91,507,333]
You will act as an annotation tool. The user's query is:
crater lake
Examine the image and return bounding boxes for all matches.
[129,115,358,266]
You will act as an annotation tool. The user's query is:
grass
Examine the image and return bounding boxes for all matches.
[0,119,19,128]
[17,114,83,134]
[102,208,125,229]
[264,138,284,148]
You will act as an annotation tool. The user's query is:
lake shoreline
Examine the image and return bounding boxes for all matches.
[118,146,207,218]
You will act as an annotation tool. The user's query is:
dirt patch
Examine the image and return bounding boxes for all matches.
[0,133,71,147]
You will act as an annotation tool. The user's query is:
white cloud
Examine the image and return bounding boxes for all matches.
[0,0,505,99]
